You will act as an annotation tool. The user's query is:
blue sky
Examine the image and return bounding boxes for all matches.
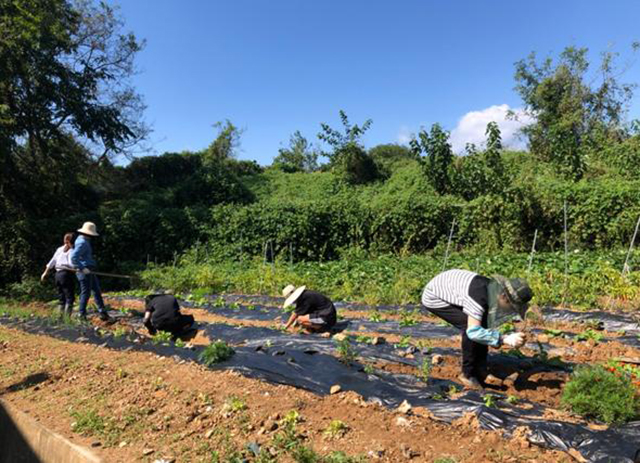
[114,0,640,164]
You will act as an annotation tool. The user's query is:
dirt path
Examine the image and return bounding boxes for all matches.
[0,325,569,462]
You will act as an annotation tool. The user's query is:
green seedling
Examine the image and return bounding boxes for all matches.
[506,395,519,405]
[415,339,432,353]
[112,326,128,339]
[355,335,372,344]
[447,385,460,397]
[363,364,375,375]
[335,338,356,365]
[543,328,564,337]
[174,338,186,348]
[369,310,385,322]
[483,394,497,408]
[419,358,430,383]
[576,328,604,343]
[395,335,412,349]
[199,341,235,366]
[498,322,516,335]
[398,309,420,327]
[151,331,172,345]
[323,420,349,439]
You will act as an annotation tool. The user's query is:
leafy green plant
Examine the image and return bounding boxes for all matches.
[483,394,497,408]
[335,338,356,365]
[199,341,235,366]
[395,336,412,349]
[398,309,420,327]
[369,310,385,322]
[174,338,186,348]
[561,365,640,424]
[355,335,372,344]
[70,409,105,436]
[434,458,457,463]
[323,420,349,439]
[363,364,375,375]
[506,395,519,405]
[576,328,604,343]
[419,358,430,383]
[498,322,515,335]
[543,328,564,337]
[224,395,247,413]
[151,331,172,345]
[112,327,128,339]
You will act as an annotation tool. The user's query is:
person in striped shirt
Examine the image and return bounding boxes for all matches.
[421,269,532,389]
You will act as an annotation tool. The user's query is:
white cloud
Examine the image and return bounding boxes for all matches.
[397,125,412,144]
[449,104,534,153]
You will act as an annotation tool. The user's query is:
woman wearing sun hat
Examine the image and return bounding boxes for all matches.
[70,222,111,322]
[421,269,533,389]
[281,285,337,332]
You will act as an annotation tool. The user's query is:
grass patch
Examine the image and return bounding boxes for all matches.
[199,340,235,366]
[561,365,640,424]
[323,420,349,439]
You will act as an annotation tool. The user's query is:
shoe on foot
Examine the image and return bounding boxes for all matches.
[458,374,483,389]
[77,312,87,322]
[98,311,111,322]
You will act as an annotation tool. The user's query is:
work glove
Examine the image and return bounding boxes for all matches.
[502,332,526,348]
[81,268,91,275]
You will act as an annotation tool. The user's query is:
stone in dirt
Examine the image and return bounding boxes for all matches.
[395,416,411,428]
[396,400,412,415]
[119,441,127,448]
[205,429,214,439]
[503,372,519,387]
[142,448,155,455]
[90,441,101,447]
[332,333,348,342]
[371,336,385,345]
[330,385,342,394]
[319,332,332,338]
[431,354,443,365]
[400,443,419,459]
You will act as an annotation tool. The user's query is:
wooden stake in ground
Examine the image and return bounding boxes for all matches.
[527,229,538,274]
[442,218,457,271]
[561,200,569,308]
[622,214,640,276]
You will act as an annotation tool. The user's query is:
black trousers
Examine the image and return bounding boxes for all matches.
[423,304,488,378]
[54,270,75,308]
[155,314,195,337]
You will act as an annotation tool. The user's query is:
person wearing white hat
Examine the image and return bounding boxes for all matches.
[282,285,337,332]
[70,222,110,321]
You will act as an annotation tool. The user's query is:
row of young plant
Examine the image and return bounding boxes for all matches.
[138,249,640,309]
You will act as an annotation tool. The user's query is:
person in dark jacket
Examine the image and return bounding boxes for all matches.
[70,222,110,321]
[41,233,76,316]
[281,285,337,333]
[143,293,195,338]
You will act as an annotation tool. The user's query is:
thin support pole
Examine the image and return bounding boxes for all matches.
[442,218,457,271]
[562,200,568,307]
[623,215,640,276]
[527,229,538,274]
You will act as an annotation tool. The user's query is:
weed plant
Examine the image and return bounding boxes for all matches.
[323,420,349,439]
[335,338,356,364]
[151,331,172,345]
[576,328,604,343]
[561,365,640,424]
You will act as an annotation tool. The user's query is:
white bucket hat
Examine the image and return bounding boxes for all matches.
[77,222,99,237]
[282,284,306,309]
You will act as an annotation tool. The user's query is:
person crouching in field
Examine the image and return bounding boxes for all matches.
[282,285,337,333]
[143,293,196,339]
[421,269,532,389]
[41,233,76,317]
[70,222,111,322]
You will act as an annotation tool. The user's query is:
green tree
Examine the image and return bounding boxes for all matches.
[273,130,319,173]
[514,45,637,180]
[410,124,454,194]
[0,0,146,284]
[204,119,243,163]
[318,110,379,184]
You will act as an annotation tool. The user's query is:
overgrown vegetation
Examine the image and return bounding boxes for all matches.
[561,365,640,424]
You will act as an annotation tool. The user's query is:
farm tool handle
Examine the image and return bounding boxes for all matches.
[59,266,136,280]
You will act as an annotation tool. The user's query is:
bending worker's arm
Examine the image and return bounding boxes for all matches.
[466,316,525,348]
[283,312,298,330]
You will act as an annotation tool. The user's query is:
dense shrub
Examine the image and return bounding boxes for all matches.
[561,365,640,424]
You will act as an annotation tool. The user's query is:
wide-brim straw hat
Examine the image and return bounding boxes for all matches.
[282,285,306,309]
[77,222,99,236]
[493,275,532,319]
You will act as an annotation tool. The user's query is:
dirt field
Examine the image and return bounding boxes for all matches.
[1,296,639,462]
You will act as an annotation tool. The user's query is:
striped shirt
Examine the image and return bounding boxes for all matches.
[47,246,74,271]
[421,269,486,321]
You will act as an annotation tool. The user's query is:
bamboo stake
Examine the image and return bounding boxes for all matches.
[442,218,457,271]
[562,200,568,307]
[622,215,640,276]
[527,229,538,274]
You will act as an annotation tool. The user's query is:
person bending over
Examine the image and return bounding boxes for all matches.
[281,285,337,333]
[144,293,195,339]
[421,269,532,389]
